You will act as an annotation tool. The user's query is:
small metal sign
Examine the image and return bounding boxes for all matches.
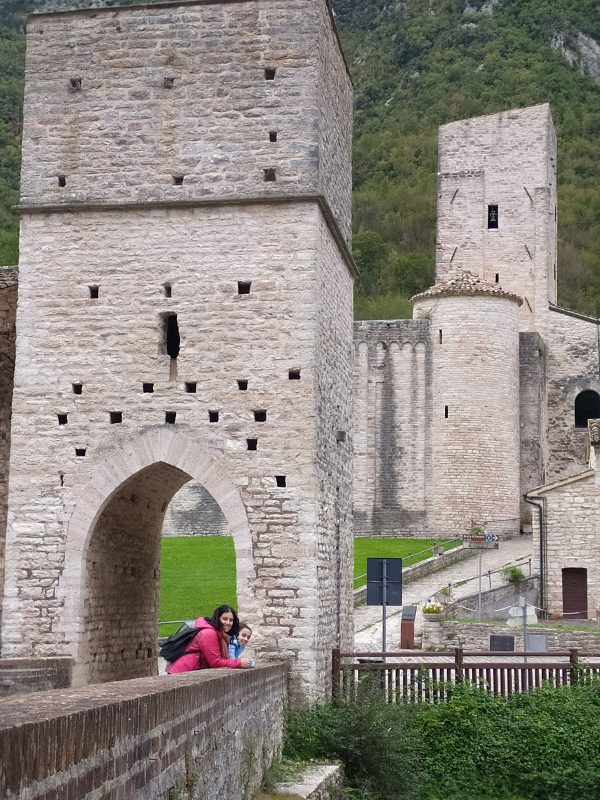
[490,635,515,652]
[366,558,403,606]
[463,533,499,550]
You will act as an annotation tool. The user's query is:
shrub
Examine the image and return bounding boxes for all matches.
[502,565,525,583]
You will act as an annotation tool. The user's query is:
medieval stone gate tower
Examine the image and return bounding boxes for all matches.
[0,0,354,700]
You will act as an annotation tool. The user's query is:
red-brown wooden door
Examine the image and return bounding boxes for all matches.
[562,568,588,619]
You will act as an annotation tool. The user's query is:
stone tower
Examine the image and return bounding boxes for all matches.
[436,104,557,337]
[412,273,522,538]
[1,0,354,701]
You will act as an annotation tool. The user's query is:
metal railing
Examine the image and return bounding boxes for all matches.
[353,538,462,587]
[332,647,600,702]
[438,558,533,603]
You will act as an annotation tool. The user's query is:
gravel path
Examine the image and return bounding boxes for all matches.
[354,536,535,652]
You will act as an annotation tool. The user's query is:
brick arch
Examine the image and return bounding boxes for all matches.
[58,428,254,685]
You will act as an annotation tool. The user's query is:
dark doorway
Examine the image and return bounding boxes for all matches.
[562,568,588,619]
[574,390,600,428]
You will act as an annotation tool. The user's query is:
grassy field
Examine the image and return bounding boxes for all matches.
[159,536,460,632]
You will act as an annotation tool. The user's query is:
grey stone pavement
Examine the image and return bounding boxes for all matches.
[354,536,535,652]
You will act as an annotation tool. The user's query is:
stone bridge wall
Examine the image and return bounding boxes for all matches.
[0,663,286,800]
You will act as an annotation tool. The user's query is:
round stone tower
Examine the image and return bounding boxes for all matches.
[412,272,522,539]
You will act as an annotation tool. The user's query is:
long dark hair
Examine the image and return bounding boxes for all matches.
[205,605,239,635]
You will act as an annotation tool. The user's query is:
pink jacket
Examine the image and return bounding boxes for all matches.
[165,617,242,673]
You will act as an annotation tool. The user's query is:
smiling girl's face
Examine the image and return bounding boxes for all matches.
[219,611,234,632]
[238,627,252,646]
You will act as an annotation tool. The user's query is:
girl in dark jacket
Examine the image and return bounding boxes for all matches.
[166,605,253,673]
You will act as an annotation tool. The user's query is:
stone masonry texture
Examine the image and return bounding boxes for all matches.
[1,0,354,703]
[0,663,286,800]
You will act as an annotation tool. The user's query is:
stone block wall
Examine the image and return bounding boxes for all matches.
[0,656,72,697]
[545,306,600,483]
[352,319,432,537]
[0,663,286,800]
[162,482,227,537]
[519,332,547,521]
[436,104,557,335]
[0,268,17,649]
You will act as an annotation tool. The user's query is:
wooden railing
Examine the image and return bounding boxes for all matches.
[332,648,600,702]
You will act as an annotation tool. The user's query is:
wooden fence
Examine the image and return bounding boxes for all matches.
[332,648,600,702]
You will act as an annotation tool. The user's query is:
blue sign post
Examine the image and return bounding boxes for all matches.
[367,558,403,658]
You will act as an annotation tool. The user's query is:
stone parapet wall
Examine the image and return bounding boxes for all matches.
[0,663,286,800]
[445,575,539,621]
[422,619,600,652]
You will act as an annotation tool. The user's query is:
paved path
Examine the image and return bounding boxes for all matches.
[354,536,535,652]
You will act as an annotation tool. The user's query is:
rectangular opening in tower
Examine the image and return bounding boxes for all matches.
[289,370,301,380]
[488,205,499,229]
[264,168,276,182]
[185,382,197,393]
[72,383,82,395]
[265,68,276,80]
[247,439,258,451]
[209,411,219,423]
[89,286,99,299]
[276,476,286,487]
[58,175,66,187]
[110,412,123,424]
[162,314,180,359]
[164,283,172,298]
[238,380,248,391]
[172,175,184,185]
[445,406,449,418]
[75,448,86,457]
[143,383,154,393]
[495,274,499,283]
[254,410,267,422]
[165,412,176,424]
[269,131,278,142]
[238,282,251,295]
[57,414,68,425]
[439,330,442,344]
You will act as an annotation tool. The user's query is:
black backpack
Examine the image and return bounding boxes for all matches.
[159,620,202,663]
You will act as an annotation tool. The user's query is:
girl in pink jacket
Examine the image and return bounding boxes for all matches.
[166,605,253,673]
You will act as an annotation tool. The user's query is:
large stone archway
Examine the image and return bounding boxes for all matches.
[56,428,254,686]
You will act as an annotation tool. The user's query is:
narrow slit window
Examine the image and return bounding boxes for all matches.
[185,382,197,393]
[89,286,99,299]
[238,281,251,295]
[75,448,86,457]
[165,411,176,424]
[72,383,82,395]
[164,283,172,298]
[238,380,248,391]
[439,330,443,344]
[209,410,219,423]
[276,475,286,487]
[172,175,184,186]
[263,168,276,182]
[254,410,267,422]
[163,314,180,359]
[58,175,66,187]
[110,412,122,424]
[289,370,301,380]
[247,438,258,451]
[488,204,499,229]
[57,414,68,425]
[495,274,499,283]
[269,131,278,142]
[143,383,154,393]
[444,406,449,419]
[265,68,276,80]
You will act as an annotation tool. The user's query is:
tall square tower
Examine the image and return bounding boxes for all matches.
[436,104,557,336]
[1,0,354,701]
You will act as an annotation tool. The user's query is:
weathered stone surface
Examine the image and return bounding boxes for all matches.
[162,481,228,537]
[422,619,600,652]
[0,656,72,697]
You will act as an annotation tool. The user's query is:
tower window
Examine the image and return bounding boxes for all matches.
[574,390,600,428]
[57,414,68,425]
[254,410,267,422]
[269,131,278,142]
[165,412,176,424]
[237,380,248,391]
[72,383,82,395]
[238,282,251,295]
[495,274,499,283]
[89,286,99,299]
[276,476,286,487]
[488,205,499,229]
[110,412,122,424]
[162,314,180,359]
[289,370,301,380]
[209,410,219,423]
[172,175,184,186]
[75,448,86,457]
[264,68,276,80]
[164,283,172,298]
[247,438,258,451]
[185,382,197,393]
[143,383,154,393]
[69,77,82,92]
[439,330,442,344]
[445,406,449,418]
[264,168,276,182]
[164,77,175,89]
[58,175,66,187]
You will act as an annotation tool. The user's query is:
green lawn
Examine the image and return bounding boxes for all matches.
[159,536,237,636]
[159,536,461,633]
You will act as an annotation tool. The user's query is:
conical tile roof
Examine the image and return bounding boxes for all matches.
[411,271,523,306]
